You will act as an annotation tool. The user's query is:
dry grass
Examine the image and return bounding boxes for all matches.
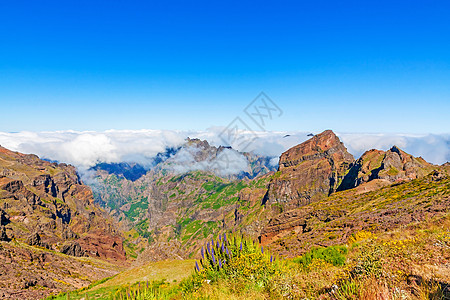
[89,259,195,291]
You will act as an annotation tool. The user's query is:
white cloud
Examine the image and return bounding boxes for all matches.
[165,147,249,176]
[338,132,450,165]
[0,129,448,175]
[0,130,185,169]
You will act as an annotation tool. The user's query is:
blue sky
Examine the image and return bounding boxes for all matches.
[1,1,449,133]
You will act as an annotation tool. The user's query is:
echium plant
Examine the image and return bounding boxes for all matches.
[193,233,278,285]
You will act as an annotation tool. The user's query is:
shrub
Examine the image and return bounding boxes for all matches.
[347,230,374,245]
[182,233,278,295]
[293,245,348,269]
[351,244,383,279]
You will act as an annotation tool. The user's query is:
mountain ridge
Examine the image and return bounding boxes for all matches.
[2,129,448,299]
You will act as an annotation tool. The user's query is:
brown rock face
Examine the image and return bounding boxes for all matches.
[0,145,125,262]
[338,146,434,190]
[261,170,449,256]
[263,130,354,210]
[77,231,125,261]
[60,241,86,257]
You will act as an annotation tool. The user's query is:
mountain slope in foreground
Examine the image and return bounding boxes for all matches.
[0,146,126,299]
[1,129,449,299]
[56,131,449,299]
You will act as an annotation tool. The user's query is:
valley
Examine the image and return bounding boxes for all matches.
[0,130,449,299]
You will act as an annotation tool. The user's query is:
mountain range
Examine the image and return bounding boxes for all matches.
[0,130,448,299]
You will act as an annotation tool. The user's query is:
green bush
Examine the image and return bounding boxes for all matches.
[181,233,278,295]
[293,245,348,269]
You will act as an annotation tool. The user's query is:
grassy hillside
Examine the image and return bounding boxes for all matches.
[47,218,449,299]
[45,169,449,299]
[46,259,195,299]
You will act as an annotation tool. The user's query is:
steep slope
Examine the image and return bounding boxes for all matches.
[258,132,444,256]
[93,169,273,263]
[85,132,444,263]
[0,145,127,298]
[39,133,449,300]
[92,138,276,212]
[0,241,122,299]
[45,168,450,300]
[263,130,354,210]
[88,138,276,261]
[0,146,125,260]
[260,169,449,256]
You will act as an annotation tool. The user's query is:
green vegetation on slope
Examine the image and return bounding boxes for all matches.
[47,220,450,299]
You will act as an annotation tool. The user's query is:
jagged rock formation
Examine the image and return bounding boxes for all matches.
[60,241,86,257]
[89,131,443,263]
[0,145,125,261]
[26,232,50,249]
[338,146,434,190]
[255,132,447,257]
[0,145,129,298]
[261,169,449,256]
[263,130,354,210]
[4,130,446,298]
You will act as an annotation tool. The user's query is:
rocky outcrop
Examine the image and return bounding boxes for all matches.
[260,207,346,246]
[261,170,450,257]
[60,241,86,257]
[258,132,444,256]
[77,231,126,260]
[0,225,10,241]
[263,130,354,210]
[61,227,78,240]
[338,146,434,190]
[0,145,125,261]
[26,232,50,249]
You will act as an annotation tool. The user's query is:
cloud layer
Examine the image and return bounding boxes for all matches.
[165,146,250,176]
[0,129,448,174]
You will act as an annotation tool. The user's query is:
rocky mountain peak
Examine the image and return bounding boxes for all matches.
[279,130,353,170]
[338,145,434,190]
[186,137,210,149]
[264,130,354,210]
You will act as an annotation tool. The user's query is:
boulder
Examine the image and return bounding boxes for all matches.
[0,226,9,241]
[60,241,86,257]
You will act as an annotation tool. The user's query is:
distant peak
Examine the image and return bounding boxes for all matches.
[280,129,353,166]
[308,130,342,148]
[389,145,402,154]
[313,130,339,140]
[186,137,210,149]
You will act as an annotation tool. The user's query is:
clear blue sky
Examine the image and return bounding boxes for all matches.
[1,1,449,133]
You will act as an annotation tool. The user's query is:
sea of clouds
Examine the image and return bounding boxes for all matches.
[0,129,448,175]
[165,146,252,176]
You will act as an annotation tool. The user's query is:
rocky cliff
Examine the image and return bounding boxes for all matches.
[260,169,449,257]
[338,146,434,190]
[89,131,443,263]
[0,146,125,260]
[0,145,128,298]
[257,131,446,257]
[263,130,354,210]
